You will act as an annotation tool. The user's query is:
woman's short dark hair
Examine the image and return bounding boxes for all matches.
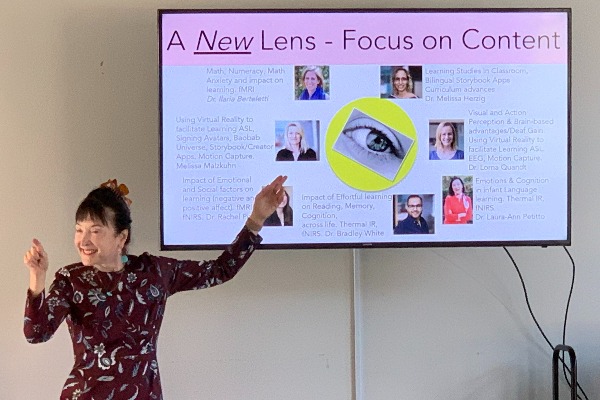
[75,186,132,253]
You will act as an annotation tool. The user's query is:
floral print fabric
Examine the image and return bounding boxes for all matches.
[24,227,260,400]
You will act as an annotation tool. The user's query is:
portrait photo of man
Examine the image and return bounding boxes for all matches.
[393,194,433,234]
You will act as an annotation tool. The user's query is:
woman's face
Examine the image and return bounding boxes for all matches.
[393,70,409,93]
[303,71,320,93]
[74,217,127,267]
[451,179,464,196]
[287,125,302,147]
[278,193,288,208]
[440,126,454,148]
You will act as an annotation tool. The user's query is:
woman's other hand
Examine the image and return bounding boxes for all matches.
[24,238,48,296]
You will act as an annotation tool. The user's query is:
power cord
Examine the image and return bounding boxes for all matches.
[502,246,589,400]
[561,247,577,394]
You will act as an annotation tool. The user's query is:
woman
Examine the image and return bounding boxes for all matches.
[388,66,418,99]
[298,66,329,100]
[276,122,317,161]
[429,121,464,160]
[23,175,287,399]
[443,176,473,224]
[263,189,293,226]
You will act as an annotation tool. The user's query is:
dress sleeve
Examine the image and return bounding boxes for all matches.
[24,268,73,343]
[159,226,262,296]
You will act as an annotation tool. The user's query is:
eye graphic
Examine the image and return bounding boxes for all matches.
[366,132,392,152]
[341,117,405,160]
[333,110,413,180]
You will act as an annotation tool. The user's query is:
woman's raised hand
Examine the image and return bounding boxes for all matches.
[249,175,288,225]
[24,238,49,274]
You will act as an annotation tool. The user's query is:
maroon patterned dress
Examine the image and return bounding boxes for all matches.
[24,227,260,400]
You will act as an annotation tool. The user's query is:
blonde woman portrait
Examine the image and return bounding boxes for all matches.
[275,121,318,161]
[429,121,464,160]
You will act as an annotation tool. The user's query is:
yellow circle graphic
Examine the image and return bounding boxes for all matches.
[326,98,418,191]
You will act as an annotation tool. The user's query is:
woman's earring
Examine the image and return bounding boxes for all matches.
[121,255,128,263]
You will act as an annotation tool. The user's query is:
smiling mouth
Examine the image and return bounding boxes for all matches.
[81,249,98,256]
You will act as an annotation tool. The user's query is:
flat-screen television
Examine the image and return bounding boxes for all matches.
[159,8,571,249]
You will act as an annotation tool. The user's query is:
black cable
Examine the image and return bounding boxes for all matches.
[502,247,553,348]
[560,246,589,400]
[562,246,575,346]
[560,246,575,388]
[502,246,589,400]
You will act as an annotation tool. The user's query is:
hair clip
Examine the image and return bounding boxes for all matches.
[101,179,132,206]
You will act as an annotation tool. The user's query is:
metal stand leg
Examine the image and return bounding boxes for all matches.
[552,344,577,400]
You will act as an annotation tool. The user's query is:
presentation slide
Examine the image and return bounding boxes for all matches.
[159,9,570,249]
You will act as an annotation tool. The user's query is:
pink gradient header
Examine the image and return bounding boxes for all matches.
[160,11,569,66]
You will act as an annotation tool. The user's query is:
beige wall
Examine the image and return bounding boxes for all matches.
[1,1,598,399]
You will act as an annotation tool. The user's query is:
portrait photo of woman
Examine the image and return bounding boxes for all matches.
[263,187,294,226]
[429,121,465,160]
[275,121,318,161]
[296,65,330,100]
[380,65,422,99]
[442,176,473,224]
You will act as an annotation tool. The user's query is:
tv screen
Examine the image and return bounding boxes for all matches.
[159,8,571,249]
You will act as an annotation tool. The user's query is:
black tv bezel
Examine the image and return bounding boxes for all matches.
[158,8,572,250]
